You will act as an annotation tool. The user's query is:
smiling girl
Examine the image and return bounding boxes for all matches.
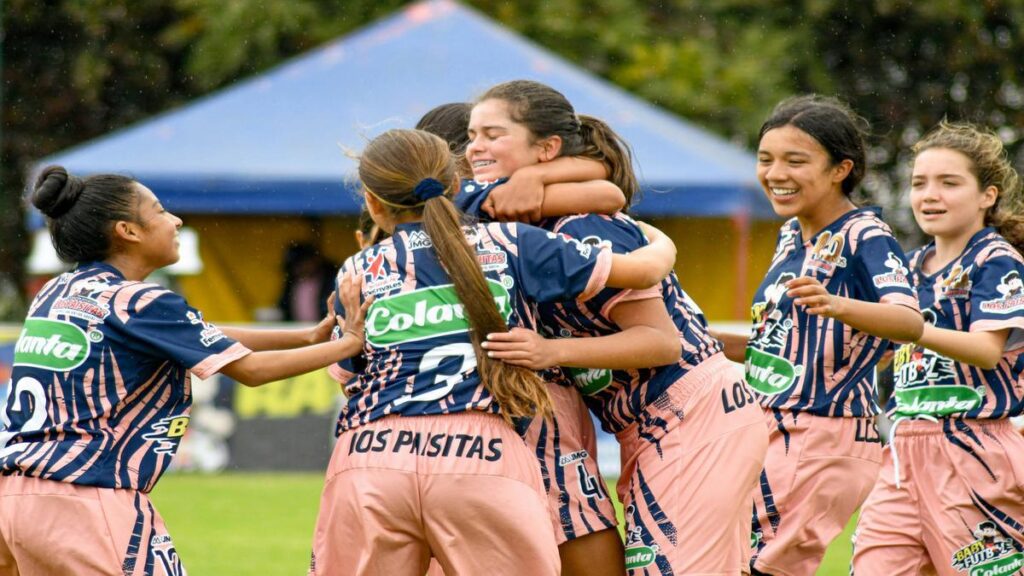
[852,122,1024,575]
[0,166,370,576]
[715,95,923,576]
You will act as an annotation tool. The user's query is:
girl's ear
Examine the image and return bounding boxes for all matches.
[980,184,998,210]
[111,220,142,245]
[831,158,854,184]
[537,135,563,162]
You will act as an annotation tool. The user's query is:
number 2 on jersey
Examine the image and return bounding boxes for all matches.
[393,343,477,407]
[0,376,48,458]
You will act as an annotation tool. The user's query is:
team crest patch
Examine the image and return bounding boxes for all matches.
[872,252,910,289]
[979,271,1024,314]
[950,521,1023,575]
[939,264,973,300]
[580,235,612,250]
[624,526,660,570]
[806,231,847,274]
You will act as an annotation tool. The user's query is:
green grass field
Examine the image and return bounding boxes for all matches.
[152,472,856,575]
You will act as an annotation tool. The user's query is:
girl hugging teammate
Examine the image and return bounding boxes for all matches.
[309,128,676,576]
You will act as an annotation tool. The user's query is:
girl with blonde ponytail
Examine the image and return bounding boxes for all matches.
[309,129,676,576]
[853,121,1024,574]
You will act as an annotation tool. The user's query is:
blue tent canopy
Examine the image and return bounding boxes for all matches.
[35,0,773,223]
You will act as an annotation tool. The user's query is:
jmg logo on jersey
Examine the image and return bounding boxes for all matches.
[14,318,90,371]
[365,280,512,347]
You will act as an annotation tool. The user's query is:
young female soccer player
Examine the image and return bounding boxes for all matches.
[472,79,769,575]
[715,95,924,576]
[308,129,676,576]
[852,122,1024,575]
[0,166,370,576]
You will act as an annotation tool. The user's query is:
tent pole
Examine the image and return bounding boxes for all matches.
[732,208,751,320]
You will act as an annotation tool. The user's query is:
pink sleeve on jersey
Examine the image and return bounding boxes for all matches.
[600,285,662,319]
[328,363,356,385]
[579,247,612,302]
[190,342,252,380]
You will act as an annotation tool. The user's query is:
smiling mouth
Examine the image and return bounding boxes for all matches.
[770,187,798,197]
[472,160,495,169]
[921,209,946,216]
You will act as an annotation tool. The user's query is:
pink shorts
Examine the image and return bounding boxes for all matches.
[853,418,1024,576]
[750,410,883,576]
[0,474,184,576]
[617,353,768,575]
[309,411,559,576]
[523,381,618,545]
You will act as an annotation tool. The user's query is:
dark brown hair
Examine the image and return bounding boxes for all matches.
[358,129,551,420]
[31,165,140,263]
[759,94,869,196]
[478,80,640,205]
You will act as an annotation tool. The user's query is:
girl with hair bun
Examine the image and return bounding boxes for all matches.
[715,95,924,576]
[0,167,371,575]
[852,122,1024,575]
[308,128,676,576]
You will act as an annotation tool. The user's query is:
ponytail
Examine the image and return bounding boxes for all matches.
[358,129,551,422]
[578,114,640,206]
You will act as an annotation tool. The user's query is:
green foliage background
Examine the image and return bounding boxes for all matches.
[4,0,1024,318]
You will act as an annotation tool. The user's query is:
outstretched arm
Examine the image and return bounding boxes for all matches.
[221,294,339,351]
[220,277,373,386]
[916,325,1009,370]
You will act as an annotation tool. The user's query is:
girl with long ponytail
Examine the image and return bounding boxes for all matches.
[309,128,676,576]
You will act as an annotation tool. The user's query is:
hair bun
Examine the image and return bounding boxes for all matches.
[32,165,84,219]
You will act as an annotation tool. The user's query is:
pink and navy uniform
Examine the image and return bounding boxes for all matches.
[746,207,918,417]
[1,262,249,491]
[535,213,722,432]
[329,220,610,431]
[453,179,621,544]
[853,228,1024,576]
[889,227,1024,422]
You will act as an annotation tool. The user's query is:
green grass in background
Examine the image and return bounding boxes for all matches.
[152,472,856,575]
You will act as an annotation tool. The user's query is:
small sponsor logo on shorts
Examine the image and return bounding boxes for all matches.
[14,318,90,371]
[624,527,660,569]
[951,521,1022,574]
[558,450,589,467]
[347,428,503,461]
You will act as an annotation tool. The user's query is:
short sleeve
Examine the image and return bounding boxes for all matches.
[453,178,507,220]
[119,287,250,379]
[510,223,612,303]
[554,215,661,314]
[969,254,1024,345]
[853,229,918,311]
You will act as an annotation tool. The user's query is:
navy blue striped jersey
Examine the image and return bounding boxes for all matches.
[745,208,919,417]
[1,263,250,491]
[889,228,1024,420]
[535,213,722,433]
[329,221,611,432]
